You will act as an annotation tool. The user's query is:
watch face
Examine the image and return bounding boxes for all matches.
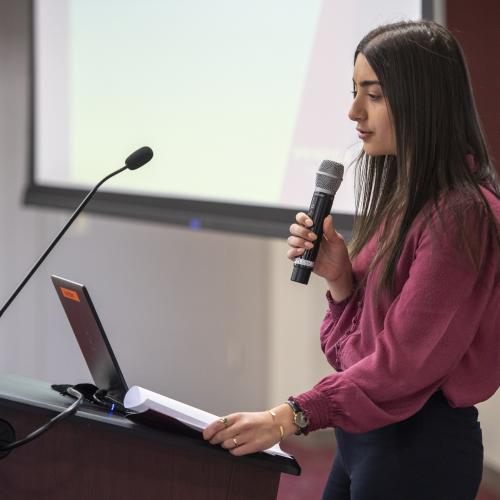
[294,412,309,429]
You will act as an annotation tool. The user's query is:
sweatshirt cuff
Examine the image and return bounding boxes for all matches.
[291,385,341,434]
[326,289,355,324]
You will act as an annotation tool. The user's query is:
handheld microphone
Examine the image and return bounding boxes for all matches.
[0,146,154,319]
[291,160,344,285]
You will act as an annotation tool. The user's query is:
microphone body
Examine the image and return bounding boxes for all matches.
[291,160,343,285]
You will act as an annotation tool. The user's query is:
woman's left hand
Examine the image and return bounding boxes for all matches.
[203,405,296,456]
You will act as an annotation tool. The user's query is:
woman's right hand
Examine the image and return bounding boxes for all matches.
[287,213,353,301]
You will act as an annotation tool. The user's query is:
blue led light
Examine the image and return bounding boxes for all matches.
[189,218,202,230]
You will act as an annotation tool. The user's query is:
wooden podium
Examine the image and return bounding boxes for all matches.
[0,375,300,500]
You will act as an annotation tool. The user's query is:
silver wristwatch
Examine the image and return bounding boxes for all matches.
[286,399,309,434]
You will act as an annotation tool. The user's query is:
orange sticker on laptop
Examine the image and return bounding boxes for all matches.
[60,287,80,302]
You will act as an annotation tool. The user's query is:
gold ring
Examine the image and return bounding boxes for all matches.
[232,437,238,447]
[219,416,228,426]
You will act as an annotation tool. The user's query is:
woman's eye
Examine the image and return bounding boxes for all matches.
[351,90,381,101]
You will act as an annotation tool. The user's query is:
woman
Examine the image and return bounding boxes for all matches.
[204,20,500,499]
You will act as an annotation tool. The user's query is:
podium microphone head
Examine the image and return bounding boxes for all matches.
[125,146,154,170]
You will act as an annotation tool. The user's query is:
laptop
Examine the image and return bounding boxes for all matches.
[50,275,299,467]
[51,275,128,407]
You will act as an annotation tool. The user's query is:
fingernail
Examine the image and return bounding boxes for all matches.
[305,241,314,249]
[306,219,313,226]
[308,233,317,240]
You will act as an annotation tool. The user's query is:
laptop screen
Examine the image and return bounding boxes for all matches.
[51,275,128,403]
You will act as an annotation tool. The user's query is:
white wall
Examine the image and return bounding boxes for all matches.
[0,0,498,473]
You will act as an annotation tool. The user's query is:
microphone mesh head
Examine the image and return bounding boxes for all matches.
[125,146,154,170]
[315,160,344,195]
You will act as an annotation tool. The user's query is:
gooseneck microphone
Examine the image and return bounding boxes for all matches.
[0,146,153,458]
[124,146,154,170]
[291,160,344,285]
[0,146,153,319]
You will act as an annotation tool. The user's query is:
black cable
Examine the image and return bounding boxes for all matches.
[0,387,84,455]
[52,383,129,416]
[92,388,127,415]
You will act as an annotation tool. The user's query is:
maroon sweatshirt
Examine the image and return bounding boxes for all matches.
[294,187,500,433]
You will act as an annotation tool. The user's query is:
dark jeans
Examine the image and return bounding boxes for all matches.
[322,392,483,500]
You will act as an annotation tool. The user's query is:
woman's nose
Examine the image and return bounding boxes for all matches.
[348,98,366,122]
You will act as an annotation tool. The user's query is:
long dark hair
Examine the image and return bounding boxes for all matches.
[349,20,500,295]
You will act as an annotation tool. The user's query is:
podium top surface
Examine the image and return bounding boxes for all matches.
[0,373,301,476]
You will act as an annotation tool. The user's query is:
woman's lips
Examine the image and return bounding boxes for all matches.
[356,129,373,140]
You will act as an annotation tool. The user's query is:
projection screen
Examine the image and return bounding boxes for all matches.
[26,0,428,237]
